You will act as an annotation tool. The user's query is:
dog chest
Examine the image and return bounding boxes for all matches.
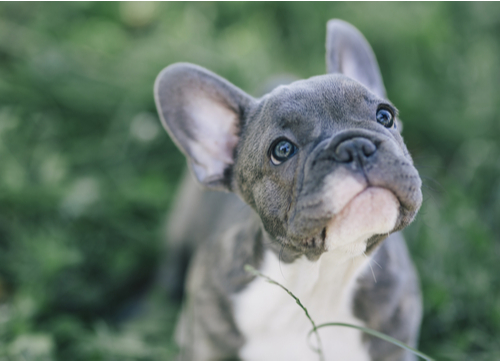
[232,249,372,361]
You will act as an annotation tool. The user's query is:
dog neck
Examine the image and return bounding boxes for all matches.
[259,239,371,310]
[233,235,373,360]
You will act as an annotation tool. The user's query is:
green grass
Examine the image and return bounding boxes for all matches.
[0,2,500,360]
[245,265,435,361]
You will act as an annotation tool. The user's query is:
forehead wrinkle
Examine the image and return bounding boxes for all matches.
[276,108,304,128]
[261,73,392,131]
[264,92,314,128]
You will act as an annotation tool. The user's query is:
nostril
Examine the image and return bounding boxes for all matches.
[361,141,376,157]
[333,137,377,163]
[335,145,353,162]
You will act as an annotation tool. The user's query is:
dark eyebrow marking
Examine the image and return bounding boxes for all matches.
[375,99,398,116]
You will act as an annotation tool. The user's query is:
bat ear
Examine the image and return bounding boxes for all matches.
[326,19,386,98]
[154,63,255,191]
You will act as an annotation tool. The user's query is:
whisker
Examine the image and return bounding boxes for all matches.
[420,176,444,191]
[371,257,382,269]
[279,244,286,280]
[363,252,377,283]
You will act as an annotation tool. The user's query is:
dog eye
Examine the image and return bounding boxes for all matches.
[270,139,297,165]
[376,108,394,128]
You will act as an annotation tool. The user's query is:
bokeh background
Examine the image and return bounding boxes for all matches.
[0,2,499,360]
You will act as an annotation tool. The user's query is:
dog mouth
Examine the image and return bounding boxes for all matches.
[292,180,400,256]
[322,186,399,254]
[285,154,421,257]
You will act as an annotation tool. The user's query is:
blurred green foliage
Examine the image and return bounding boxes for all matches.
[0,2,499,360]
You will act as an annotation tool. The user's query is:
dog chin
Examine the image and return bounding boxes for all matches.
[324,187,399,256]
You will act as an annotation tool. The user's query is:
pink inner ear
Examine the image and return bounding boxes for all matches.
[340,49,363,85]
[186,95,239,181]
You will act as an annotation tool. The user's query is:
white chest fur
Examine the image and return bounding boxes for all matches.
[232,249,372,361]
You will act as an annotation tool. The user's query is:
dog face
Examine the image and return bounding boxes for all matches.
[155,21,422,260]
[234,75,421,258]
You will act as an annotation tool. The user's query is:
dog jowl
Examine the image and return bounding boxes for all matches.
[155,20,423,361]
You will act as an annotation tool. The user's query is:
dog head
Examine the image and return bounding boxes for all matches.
[155,20,422,260]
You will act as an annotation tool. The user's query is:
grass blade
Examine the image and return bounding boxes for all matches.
[244,264,325,361]
[309,323,434,361]
[245,263,434,361]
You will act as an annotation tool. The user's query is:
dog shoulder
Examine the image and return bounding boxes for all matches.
[353,232,422,361]
[176,209,264,360]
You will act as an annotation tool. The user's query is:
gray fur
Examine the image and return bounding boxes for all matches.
[354,233,422,361]
[155,19,423,360]
[326,19,386,98]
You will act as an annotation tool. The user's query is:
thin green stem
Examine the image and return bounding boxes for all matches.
[244,265,325,361]
[308,323,434,361]
[245,264,434,361]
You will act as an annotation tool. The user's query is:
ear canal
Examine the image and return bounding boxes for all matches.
[154,63,255,191]
[326,19,386,98]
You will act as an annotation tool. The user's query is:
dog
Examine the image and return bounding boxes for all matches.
[154,19,423,361]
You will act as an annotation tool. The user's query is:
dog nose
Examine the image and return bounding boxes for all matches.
[333,137,377,163]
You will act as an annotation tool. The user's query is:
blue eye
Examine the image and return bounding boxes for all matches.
[271,139,297,165]
[376,108,394,128]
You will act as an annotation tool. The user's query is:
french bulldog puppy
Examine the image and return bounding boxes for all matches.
[155,19,423,361]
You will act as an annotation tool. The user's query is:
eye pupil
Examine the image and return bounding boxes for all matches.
[276,141,291,157]
[376,108,394,128]
[271,139,296,165]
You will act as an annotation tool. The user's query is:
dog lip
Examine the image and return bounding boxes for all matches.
[333,184,367,215]
[331,185,405,235]
[287,173,414,245]
[324,187,400,252]
[293,186,400,252]
[334,185,400,216]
